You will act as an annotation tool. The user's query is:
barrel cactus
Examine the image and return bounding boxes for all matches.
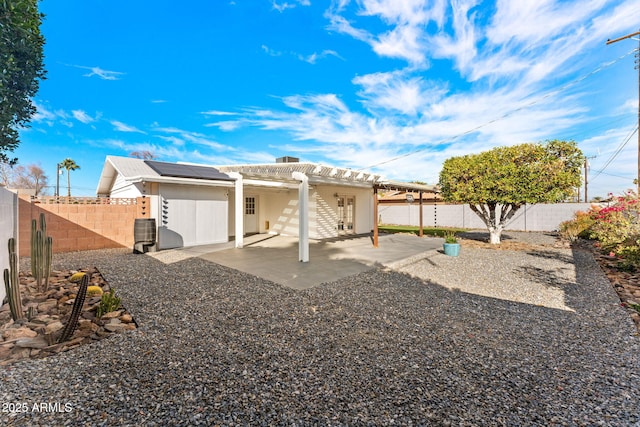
[86,285,104,297]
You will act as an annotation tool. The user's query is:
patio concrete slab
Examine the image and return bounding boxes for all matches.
[198,233,443,289]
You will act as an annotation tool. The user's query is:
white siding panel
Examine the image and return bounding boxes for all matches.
[158,184,228,249]
[109,175,143,197]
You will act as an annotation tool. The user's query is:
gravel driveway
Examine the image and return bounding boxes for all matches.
[2,232,639,426]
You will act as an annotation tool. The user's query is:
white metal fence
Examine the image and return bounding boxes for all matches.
[378,202,593,232]
[0,188,18,304]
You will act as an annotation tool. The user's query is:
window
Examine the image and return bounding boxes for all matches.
[245,197,255,215]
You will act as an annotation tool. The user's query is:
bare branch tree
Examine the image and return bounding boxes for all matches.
[129,150,158,160]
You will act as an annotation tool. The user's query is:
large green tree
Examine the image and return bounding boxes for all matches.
[439,140,584,244]
[0,0,46,164]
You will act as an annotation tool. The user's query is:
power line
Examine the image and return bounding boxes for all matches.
[590,170,635,180]
[361,48,636,171]
[590,125,638,182]
[563,115,635,140]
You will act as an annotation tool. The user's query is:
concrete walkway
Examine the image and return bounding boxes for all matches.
[151,233,444,289]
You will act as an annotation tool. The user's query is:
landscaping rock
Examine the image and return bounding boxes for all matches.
[15,336,48,349]
[1,236,639,426]
[44,321,64,335]
[3,327,37,340]
[0,267,137,365]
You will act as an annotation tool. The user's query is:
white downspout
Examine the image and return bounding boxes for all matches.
[228,172,244,248]
[292,171,309,262]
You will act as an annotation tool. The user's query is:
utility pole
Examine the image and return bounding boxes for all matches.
[606,30,640,194]
[584,157,588,203]
[55,162,61,198]
[584,155,596,202]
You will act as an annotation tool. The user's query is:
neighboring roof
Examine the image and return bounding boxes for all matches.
[379,190,443,204]
[375,180,439,193]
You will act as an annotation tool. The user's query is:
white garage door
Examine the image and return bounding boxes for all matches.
[158,184,228,249]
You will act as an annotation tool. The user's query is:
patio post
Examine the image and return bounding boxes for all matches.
[373,186,379,247]
[419,190,424,237]
[292,172,309,262]
[229,172,244,248]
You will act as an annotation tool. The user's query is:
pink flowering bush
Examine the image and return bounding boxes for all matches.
[588,191,640,251]
[562,190,640,270]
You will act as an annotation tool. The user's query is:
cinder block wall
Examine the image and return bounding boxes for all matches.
[18,197,148,256]
[379,203,594,232]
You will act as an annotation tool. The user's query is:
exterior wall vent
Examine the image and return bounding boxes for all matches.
[276,156,299,163]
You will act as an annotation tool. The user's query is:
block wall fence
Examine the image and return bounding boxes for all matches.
[17,196,150,257]
[378,202,594,232]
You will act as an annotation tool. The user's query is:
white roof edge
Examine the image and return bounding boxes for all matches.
[127,175,236,188]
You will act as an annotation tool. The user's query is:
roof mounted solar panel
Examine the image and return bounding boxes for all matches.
[144,160,235,181]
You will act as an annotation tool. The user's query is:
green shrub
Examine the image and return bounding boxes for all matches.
[559,210,594,242]
[614,241,640,271]
[97,289,121,318]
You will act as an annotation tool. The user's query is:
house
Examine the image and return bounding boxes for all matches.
[96,156,437,261]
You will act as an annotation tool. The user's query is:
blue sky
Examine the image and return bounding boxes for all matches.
[14,0,640,198]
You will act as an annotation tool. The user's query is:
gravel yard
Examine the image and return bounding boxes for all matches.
[1,232,639,426]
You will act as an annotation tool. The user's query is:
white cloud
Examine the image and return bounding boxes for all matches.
[272,0,310,13]
[155,135,185,146]
[201,110,237,116]
[66,64,125,80]
[32,101,57,122]
[353,71,446,116]
[153,127,228,151]
[325,0,449,66]
[222,0,638,189]
[111,120,146,134]
[205,121,243,131]
[262,44,342,64]
[72,110,95,124]
[429,0,478,73]
[299,49,343,64]
[325,13,372,44]
[261,44,283,57]
[371,24,428,66]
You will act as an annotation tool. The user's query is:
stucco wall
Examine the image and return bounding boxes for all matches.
[265,191,301,236]
[0,188,18,304]
[232,184,375,239]
[378,202,593,231]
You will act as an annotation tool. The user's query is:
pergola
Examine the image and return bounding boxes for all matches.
[219,163,381,262]
[372,181,439,247]
[220,163,439,261]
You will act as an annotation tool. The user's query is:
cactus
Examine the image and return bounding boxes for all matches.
[97,289,121,318]
[69,272,86,283]
[3,238,24,321]
[30,219,37,277]
[86,285,104,297]
[31,213,53,292]
[58,273,89,343]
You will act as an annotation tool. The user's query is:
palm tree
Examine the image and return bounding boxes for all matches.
[60,158,80,197]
